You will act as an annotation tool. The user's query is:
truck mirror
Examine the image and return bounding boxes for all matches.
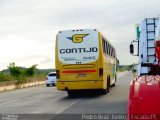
[130,44,134,54]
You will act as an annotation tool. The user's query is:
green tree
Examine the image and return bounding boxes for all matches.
[24,64,37,77]
[8,62,21,77]
[0,71,4,81]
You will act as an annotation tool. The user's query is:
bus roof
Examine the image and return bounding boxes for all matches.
[58,29,98,33]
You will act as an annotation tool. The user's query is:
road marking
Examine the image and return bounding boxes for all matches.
[68,99,81,107]
[0,100,17,106]
[57,99,81,114]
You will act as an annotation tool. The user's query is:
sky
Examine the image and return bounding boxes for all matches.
[0,0,160,70]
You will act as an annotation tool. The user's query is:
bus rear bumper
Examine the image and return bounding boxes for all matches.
[56,80,104,91]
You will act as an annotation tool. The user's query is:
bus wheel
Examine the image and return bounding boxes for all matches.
[106,78,110,93]
[112,74,117,87]
[101,79,109,94]
[102,89,107,94]
[67,90,73,96]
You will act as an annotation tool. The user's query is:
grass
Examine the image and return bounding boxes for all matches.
[0,73,46,83]
[0,64,53,84]
[117,68,127,72]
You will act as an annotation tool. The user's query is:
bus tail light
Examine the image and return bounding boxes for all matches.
[99,68,103,77]
[56,70,60,79]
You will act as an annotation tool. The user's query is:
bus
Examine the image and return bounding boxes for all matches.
[55,29,118,95]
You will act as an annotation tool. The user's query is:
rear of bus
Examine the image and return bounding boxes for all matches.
[55,29,104,92]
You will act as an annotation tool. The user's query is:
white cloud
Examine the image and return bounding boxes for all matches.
[0,34,54,69]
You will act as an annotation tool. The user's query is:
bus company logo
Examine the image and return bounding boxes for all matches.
[67,34,88,43]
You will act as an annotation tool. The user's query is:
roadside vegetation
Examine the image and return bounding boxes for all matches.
[0,62,55,83]
[118,64,137,73]
[0,62,136,82]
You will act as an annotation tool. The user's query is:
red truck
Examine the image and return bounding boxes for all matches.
[129,18,160,120]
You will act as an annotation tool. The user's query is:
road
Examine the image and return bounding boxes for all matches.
[0,71,133,120]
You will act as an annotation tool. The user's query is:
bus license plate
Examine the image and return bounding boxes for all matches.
[78,74,86,77]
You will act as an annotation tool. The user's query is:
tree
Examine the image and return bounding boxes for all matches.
[8,62,21,77]
[0,71,4,81]
[24,64,37,77]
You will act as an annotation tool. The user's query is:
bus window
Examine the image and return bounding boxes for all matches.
[109,45,111,56]
[111,47,113,57]
[103,39,105,54]
[104,41,107,54]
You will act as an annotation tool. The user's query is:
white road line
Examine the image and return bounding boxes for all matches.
[0,100,17,106]
[58,99,81,114]
[68,99,81,108]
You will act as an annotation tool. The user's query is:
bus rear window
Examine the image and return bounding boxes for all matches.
[48,73,56,76]
[57,29,99,64]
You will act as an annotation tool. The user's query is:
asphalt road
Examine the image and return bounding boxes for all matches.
[0,71,133,120]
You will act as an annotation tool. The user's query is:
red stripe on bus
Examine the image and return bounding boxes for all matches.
[62,70,96,73]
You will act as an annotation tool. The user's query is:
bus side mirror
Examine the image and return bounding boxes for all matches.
[130,44,134,54]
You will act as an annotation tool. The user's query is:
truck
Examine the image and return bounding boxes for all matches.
[129,17,160,119]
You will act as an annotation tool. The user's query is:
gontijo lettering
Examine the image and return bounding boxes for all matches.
[67,34,89,43]
[60,47,98,54]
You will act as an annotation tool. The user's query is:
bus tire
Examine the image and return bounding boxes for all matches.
[102,89,107,94]
[112,74,117,87]
[67,90,73,96]
[106,77,110,93]
[102,77,109,94]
